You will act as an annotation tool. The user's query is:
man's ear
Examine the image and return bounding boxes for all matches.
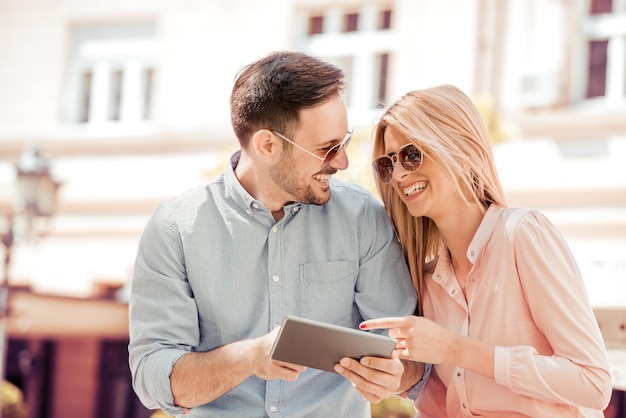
[252,129,282,163]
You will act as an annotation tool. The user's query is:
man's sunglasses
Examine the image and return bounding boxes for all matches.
[372,143,423,184]
[273,130,353,169]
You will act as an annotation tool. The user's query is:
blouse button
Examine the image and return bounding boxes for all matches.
[272,226,278,233]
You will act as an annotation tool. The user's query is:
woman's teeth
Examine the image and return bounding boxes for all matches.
[403,182,427,196]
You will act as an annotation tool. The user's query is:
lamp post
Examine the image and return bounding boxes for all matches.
[0,148,60,416]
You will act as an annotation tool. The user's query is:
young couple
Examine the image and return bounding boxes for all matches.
[129,51,611,417]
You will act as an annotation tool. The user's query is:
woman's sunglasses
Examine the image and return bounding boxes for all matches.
[372,143,423,184]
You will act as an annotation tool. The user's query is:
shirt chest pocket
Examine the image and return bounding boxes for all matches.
[298,260,356,326]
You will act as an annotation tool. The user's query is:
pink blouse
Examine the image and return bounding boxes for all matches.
[416,205,612,417]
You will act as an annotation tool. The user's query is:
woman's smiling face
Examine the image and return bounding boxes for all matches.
[382,125,457,222]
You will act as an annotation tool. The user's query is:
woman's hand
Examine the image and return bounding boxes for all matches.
[360,316,457,365]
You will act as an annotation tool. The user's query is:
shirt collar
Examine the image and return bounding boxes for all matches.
[224,150,255,210]
[466,204,503,263]
[224,150,303,217]
[431,204,504,286]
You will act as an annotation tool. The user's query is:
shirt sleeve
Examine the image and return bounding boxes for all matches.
[128,203,196,416]
[353,192,417,320]
[405,362,432,400]
[492,210,612,409]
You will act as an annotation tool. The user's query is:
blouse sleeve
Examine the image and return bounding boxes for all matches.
[493,210,612,409]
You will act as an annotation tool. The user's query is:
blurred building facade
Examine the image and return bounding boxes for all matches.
[0,0,625,417]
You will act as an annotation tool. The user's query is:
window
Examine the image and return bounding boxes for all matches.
[64,22,156,125]
[375,53,389,108]
[512,0,564,107]
[327,56,354,108]
[379,10,392,30]
[109,69,123,121]
[586,40,609,98]
[580,2,626,105]
[590,0,612,14]
[309,15,324,36]
[622,45,626,97]
[344,13,359,32]
[78,70,93,123]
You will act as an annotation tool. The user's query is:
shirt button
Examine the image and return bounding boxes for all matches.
[246,209,251,215]
[252,203,259,209]
[435,274,441,281]
[270,406,277,412]
[272,275,280,282]
[457,371,462,377]
[272,226,278,233]
[470,250,475,256]
[293,207,299,212]
[451,289,456,294]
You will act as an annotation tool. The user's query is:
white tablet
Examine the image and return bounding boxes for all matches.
[269,315,396,373]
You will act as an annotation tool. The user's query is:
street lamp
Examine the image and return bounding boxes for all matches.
[0,148,60,416]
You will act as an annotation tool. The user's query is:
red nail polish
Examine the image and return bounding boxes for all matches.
[359,324,366,329]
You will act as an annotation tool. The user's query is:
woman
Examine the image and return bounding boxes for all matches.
[361,85,612,417]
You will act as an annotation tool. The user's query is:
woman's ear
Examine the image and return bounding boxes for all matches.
[251,129,282,163]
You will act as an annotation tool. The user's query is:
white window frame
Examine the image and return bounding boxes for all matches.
[63,23,157,126]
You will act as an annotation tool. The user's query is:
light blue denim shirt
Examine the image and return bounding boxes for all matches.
[129,151,418,417]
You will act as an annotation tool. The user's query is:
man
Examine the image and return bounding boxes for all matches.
[129,51,426,417]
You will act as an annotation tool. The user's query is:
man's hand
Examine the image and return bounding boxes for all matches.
[333,351,404,403]
[172,327,307,408]
[252,327,308,382]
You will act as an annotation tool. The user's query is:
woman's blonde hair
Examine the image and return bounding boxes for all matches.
[372,85,507,312]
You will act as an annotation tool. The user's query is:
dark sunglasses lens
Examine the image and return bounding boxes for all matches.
[373,157,394,183]
[322,135,351,167]
[399,145,422,170]
[373,144,422,183]
[322,143,342,167]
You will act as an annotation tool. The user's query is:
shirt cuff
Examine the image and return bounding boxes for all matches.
[405,362,432,401]
[493,345,511,388]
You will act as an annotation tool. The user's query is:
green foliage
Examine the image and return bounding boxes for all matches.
[474,94,513,144]
[371,396,417,418]
[334,127,379,194]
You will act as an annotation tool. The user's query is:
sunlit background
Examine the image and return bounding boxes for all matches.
[0,0,625,417]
